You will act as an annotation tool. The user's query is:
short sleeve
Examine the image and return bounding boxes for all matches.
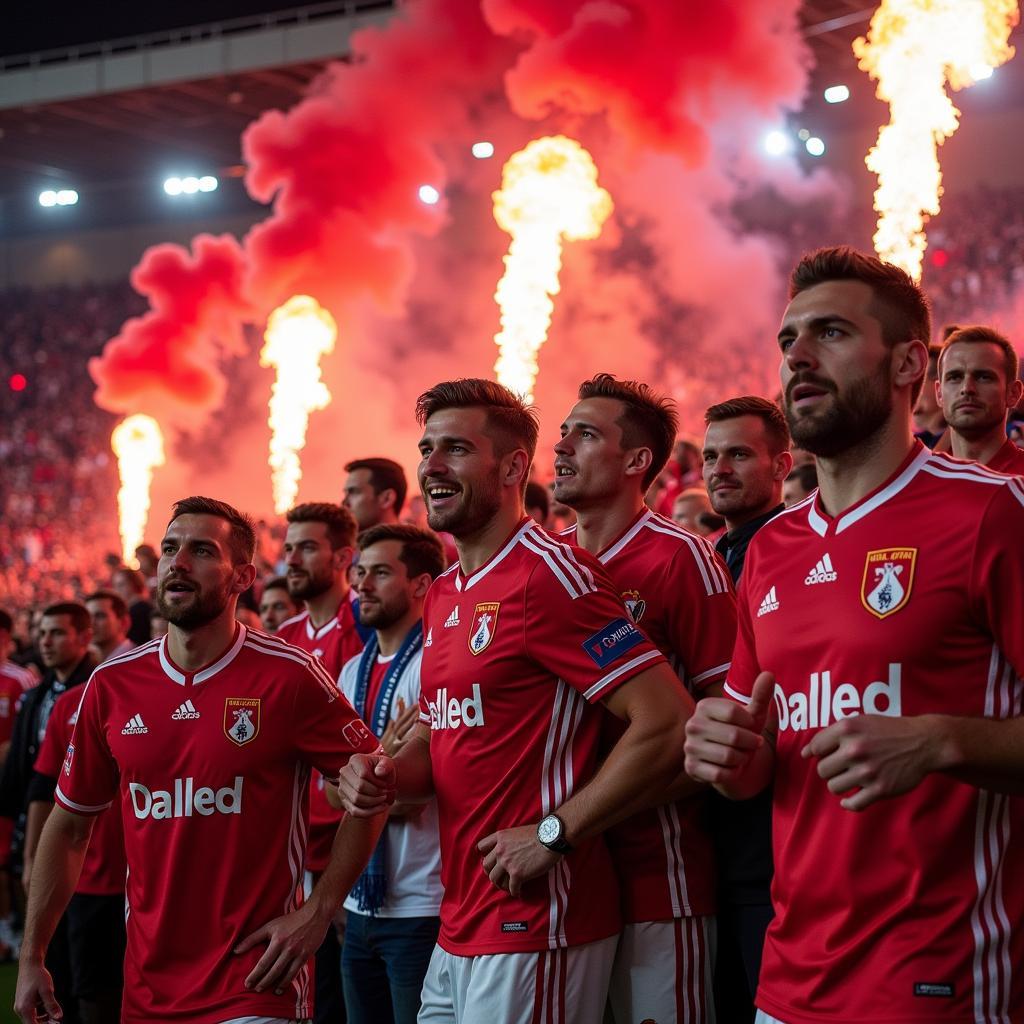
[291,658,381,783]
[662,544,737,692]
[970,482,1024,678]
[54,676,118,816]
[723,569,759,707]
[523,537,666,704]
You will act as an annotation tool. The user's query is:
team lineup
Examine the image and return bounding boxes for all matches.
[12,246,1024,1024]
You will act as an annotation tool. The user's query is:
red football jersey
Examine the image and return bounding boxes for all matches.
[55,626,379,1024]
[419,518,667,955]
[726,444,1024,1023]
[987,438,1024,476]
[0,660,35,745]
[35,686,126,895]
[564,509,736,922]
[276,594,365,872]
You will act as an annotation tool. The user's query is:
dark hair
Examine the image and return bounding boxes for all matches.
[344,458,408,515]
[0,610,11,634]
[85,590,128,619]
[577,373,678,490]
[170,496,257,565]
[704,395,791,455]
[134,543,157,562]
[785,462,819,493]
[415,378,540,463]
[939,324,1020,383]
[41,602,91,634]
[790,246,932,402]
[114,566,147,595]
[286,502,357,551]
[525,481,550,522]
[357,523,446,581]
[262,575,291,593]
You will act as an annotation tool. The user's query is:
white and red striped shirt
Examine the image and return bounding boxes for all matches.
[55,626,378,1024]
[564,509,736,922]
[727,443,1024,1023]
[0,660,35,745]
[419,518,666,954]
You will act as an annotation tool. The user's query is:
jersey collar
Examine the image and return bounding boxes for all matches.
[455,518,533,592]
[158,624,248,686]
[806,441,929,538]
[592,507,652,563]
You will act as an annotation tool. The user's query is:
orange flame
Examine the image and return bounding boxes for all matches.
[259,295,337,515]
[111,414,166,567]
[492,136,613,401]
[855,0,1019,281]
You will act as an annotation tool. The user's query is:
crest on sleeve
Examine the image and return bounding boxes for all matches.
[861,548,917,619]
[224,698,261,746]
[469,602,500,656]
[63,743,74,777]
[622,589,646,623]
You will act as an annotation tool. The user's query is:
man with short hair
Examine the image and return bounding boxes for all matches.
[259,576,299,633]
[336,524,445,1024]
[671,487,716,535]
[782,464,818,508]
[16,495,387,1024]
[937,324,1024,474]
[343,458,408,530]
[554,373,736,1023]
[338,378,695,1024]
[111,569,153,647]
[685,246,1024,1023]
[84,591,134,664]
[276,501,365,1024]
[703,396,793,584]
[913,341,946,448]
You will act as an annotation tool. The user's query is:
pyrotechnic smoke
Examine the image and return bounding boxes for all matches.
[260,296,338,515]
[492,136,612,401]
[111,415,166,566]
[854,0,1019,281]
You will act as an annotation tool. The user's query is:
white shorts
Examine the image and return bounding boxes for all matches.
[754,1013,786,1024]
[417,936,617,1024]
[608,916,716,1024]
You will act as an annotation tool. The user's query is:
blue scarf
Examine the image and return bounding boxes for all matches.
[348,622,423,915]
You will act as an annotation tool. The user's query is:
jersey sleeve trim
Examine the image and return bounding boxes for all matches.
[54,786,113,816]
[691,662,731,688]
[519,532,598,599]
[584,648,662,702]
[723,682,751,705]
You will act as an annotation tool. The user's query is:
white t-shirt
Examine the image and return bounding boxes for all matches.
[339,646,442,919]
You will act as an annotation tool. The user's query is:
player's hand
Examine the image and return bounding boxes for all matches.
[684,671,776,787]
[14,958,61,1023]
[476,825,561,897]
[235,900,329,994]
[380,701,419,757]
[335,753,396,817]
[802,713,939,811]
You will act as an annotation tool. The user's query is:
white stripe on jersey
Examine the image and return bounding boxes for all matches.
[519,534,590,600]
[459,521,532,591]
[834,445,931,535]
[927,452,1014,481]
[921,463,1007,487]
[723,682,751,705]
[1006,477,1024,509]
[642,514,732,596]
[583,649,662,702]
[103,638,160,670]
[526,528,598,594]
[243,632,339,693]
[656,802,689,917]
[284,761,311,1018]
[54,786,112,814]
[691,662,731,687]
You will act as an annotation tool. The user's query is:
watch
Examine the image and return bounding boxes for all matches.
[537,813,573,854]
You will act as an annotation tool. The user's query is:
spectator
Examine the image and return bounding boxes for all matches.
[257,576,299,633]
[84,591,133,664]
[524,481,549,526]
[343,458,407,530]
[671,487,716,535]
[782,463,818,507]
[111,568,152,647]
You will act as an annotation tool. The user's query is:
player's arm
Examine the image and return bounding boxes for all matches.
[236,808,389,994]
[21,798,53,894]
[478,661,693,897]
[15,806,94,1023]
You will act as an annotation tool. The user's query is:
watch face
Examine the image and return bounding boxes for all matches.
[538,816,562,845]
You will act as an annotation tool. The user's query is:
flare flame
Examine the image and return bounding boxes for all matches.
[854,0,1019,281]
[492,136,613,401]
[260,295,338,515]
[111,414,166,567]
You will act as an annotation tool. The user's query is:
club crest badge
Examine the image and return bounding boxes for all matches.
[622,589,647,623]
[224,698,261,746]
[861,548,917,619]
[469,602,500,656]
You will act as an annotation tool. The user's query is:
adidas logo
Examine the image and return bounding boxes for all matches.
[444,606,461,628]
[171,699,201,721]
[757,586,779,617]
[122,714,149,735]
[804,554,838,585]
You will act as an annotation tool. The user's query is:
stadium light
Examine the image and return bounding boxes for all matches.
[472,142,495,159]
[181,176,200,194]
[198,175,218,192]
[763,130,792,157]
[164,174,219,196]
[418,184,441,205]
[38,191,57,207]
[805,137,826,157]
[39,189,78,207]
[824,85,850,104]
[163,177,183,196]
